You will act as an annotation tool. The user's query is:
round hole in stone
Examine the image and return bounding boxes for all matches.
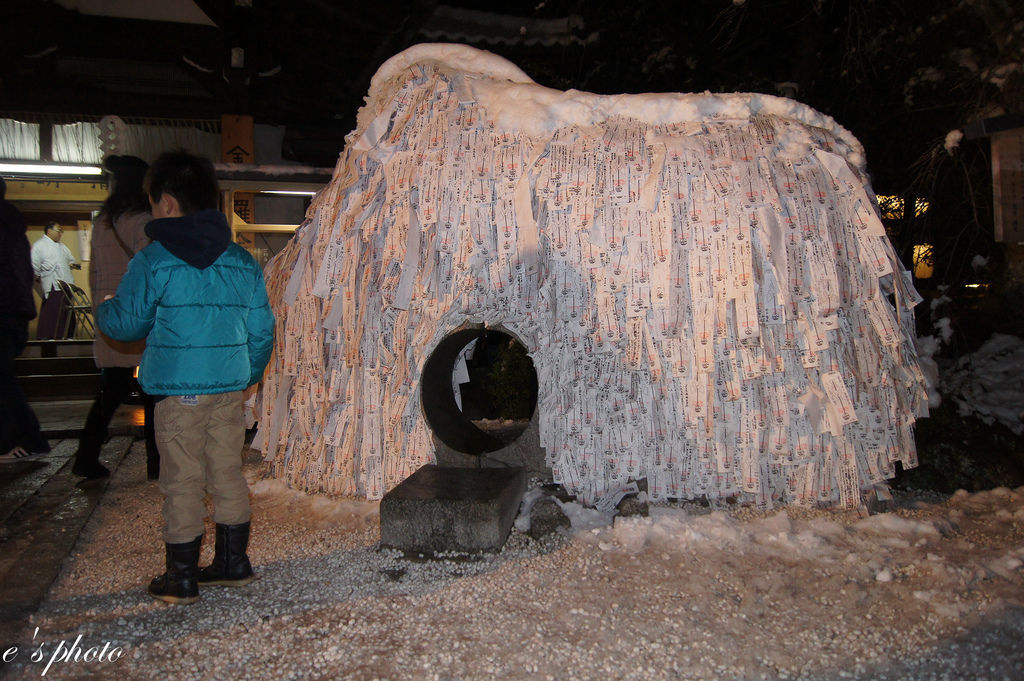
[421,328,538,455]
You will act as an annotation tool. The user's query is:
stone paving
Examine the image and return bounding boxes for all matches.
[0,403,142,647]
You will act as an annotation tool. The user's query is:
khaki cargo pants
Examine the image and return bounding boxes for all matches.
[154,391,250,544]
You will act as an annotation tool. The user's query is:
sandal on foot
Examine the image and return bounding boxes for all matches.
[0,446,42,463]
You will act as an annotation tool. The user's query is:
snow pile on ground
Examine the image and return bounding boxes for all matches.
[249,478,380,532]
[591,489,1024,600]
[944,333,1024,435]
[4,444,1023,681]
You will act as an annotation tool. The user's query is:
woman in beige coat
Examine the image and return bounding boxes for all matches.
[72,155,158,479]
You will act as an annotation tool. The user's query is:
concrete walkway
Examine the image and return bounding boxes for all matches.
[0,402,143,647]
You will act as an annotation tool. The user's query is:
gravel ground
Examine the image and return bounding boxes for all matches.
[3,441,1023,681]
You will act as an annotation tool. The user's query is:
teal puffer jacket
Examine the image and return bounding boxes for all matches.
[97,210,275,396]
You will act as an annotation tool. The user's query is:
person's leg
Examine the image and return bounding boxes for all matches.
[36,292,59,340]
[73,367,134,477]
[199,391,254,586]
[61,291,76,339]
[149,395,210,604]
[0,318,48,454]
[143,391,159,480]
[204,391,249,526]
[155,396,210,544]
[0,319,23,453]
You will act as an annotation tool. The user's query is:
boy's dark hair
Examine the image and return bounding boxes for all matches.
[147,150,219,214]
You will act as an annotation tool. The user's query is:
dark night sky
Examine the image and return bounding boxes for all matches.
[2,0,1020,290]
[3,1,1010,173]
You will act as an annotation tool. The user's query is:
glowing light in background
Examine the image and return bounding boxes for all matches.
[876,195,931,220]
[913,244,934,279]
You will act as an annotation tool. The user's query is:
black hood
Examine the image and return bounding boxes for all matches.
[145,209,231,270]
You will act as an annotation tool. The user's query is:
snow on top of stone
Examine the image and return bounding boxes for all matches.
[362,42,865,168]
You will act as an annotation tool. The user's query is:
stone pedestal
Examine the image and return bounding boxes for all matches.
[380,465,527,553]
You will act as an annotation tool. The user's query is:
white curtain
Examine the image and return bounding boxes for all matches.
[2,117,221,165]
[0,119,41,160]
[53,122,103,163]
[97,116,220,163]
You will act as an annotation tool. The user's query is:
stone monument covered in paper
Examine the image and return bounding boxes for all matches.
[255,44,929,510]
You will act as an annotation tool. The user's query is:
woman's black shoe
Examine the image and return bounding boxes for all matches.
[71,459,110,479]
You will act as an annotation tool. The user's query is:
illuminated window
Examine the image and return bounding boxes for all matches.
[876,195,931,220]
[913,244,934,279]
[877,195,903,220]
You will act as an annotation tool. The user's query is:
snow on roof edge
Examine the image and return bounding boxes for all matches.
[361,43,866,170]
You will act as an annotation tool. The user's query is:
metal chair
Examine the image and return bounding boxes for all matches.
[58,280,96,339]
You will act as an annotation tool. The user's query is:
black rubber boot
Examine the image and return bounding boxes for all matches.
[148,536,202,604]
[198,522,255,586]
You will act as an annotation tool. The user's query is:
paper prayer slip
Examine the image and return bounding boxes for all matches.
[257,45,928,510]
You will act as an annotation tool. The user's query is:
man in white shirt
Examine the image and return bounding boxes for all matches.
[31,221,81,339]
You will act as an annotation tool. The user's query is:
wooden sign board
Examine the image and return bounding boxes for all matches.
[221,114,255,245]
[992,129,1024,243]
[221,114,254,165]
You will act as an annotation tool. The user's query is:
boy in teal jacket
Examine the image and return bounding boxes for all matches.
[98,151,275,605]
